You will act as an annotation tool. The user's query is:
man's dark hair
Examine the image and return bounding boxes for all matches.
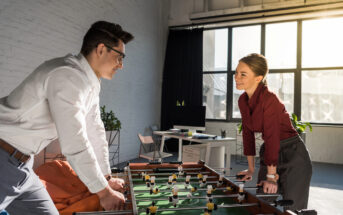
[81,21,134,56]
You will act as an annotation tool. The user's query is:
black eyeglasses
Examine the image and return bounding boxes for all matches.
[104,44,126,59]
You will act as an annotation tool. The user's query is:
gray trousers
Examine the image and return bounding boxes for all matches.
[258,135,312,211]
[0,148,59,215]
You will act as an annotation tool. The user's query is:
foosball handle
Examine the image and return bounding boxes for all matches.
[111,168,124,173]
[295,209,317,215]
[236,174,245,180]
[275,199,294,206]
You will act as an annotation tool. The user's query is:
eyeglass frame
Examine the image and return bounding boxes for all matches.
[104,44,126,59]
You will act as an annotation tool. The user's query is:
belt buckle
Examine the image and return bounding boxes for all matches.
[10,150,28,166]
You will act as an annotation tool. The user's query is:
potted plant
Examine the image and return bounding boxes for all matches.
[100,105,121,145]
[290,113,312,143]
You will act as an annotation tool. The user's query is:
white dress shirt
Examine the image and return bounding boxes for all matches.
[0,54,110,193]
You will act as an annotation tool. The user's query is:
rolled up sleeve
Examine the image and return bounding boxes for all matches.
[46,69,107,193]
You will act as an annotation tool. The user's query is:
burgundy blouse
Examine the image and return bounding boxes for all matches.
[238,83,298,166]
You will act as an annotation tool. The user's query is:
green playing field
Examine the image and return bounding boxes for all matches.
[133,182,251,215]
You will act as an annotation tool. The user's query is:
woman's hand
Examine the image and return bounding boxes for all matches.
[257,180,278,193]
[237,169,254,181]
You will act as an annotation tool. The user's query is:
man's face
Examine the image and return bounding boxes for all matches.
[97,40,125,80]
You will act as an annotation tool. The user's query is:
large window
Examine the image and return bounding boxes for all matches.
[203,29,228,119]
[203,16,343,124]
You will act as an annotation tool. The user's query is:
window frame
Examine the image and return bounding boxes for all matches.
[202,16,343,125]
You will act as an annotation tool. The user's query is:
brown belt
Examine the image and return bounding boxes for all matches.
[0,139,30,163]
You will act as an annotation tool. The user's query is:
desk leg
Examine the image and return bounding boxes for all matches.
[225,144,231,175]
[178,139,182,161]
[205,145,211,166]
[160,136,165,153]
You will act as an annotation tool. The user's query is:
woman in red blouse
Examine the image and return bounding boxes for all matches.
[235,53,312,211]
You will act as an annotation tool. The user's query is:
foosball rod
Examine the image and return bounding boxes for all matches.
[129,167,203,172]
[135,193,281,201]
[133,180,244,186]
[131,171,212,176]
[132,185,262,193]
[132,175,218,181]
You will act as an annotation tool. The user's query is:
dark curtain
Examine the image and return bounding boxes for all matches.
[161,28,203,131]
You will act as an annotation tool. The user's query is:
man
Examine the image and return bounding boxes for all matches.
[0,21,134,214]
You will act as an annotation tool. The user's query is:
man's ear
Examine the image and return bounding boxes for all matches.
[95,43,105,57]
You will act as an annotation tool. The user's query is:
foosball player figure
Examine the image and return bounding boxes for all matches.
[206,198,217,213]
[145,174,151,188]
[168,186,179,207]
[186,186,197,198]
[167,176,173,189]
[224,185,233,192]
[178,165,184,176]
[184,175,191,189]
[172,172,178,185]
[150,187,160,195]
[197,173,203,182]
[146,201,158,215]
[217,174,224,187]
[150,176,156,188]
[206,185,216,202]
[200,175,208,188]
[203,209,211,215]
[237,183,245,203]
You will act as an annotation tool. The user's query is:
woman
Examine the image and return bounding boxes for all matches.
[235,53,312,211]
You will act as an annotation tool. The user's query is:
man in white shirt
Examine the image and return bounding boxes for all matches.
[0,21,133,214]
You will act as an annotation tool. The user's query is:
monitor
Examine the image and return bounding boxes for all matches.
[172,106,206,133]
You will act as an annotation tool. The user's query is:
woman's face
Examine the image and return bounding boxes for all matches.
[235,61,263,92]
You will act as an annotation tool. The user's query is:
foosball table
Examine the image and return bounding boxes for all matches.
[75,161,316,215]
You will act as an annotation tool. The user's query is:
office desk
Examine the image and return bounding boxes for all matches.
[153,131,236,173]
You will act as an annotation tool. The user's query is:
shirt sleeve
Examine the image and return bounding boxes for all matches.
[46,68,108,193]
[238,96,256,156]
[242,123,256,156]
[86,100,111,176]
[262,94,281,166]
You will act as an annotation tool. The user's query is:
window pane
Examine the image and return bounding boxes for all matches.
[232,25,261,70]
[232,76,244,118]
[302,17,343,68]
[203,74,227,119]
[203,29,228,71]
[302,70,343,123]
[266,22,297,69]
[267,73,294,113]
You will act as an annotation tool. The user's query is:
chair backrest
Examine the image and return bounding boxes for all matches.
[138,134,154,144]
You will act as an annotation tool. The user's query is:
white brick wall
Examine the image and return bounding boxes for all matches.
[0,0,169,165]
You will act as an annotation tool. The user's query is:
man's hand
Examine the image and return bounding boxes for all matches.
[108,177,125,192]
[257,180,278,193]
[237,169,254,181]
[96,185,125,211]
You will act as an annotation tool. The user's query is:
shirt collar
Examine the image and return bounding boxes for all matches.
[248,83,265,109]
[76,53,101,90]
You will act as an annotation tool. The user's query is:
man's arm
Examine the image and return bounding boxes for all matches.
[46,69,107,193]
[86,100,111,176]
